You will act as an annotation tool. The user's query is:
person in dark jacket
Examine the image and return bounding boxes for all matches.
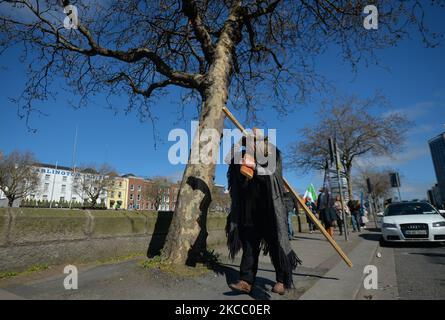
[348,199,362,232]
[316,187,337,237]
[305,199,317,233]
[226,137,301,296]
[284,192,297,240]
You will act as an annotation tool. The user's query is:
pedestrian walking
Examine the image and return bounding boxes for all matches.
[348,199,362,232]
[284,192,297,240]
[333,195,349,236]
[316,187,336,237]
[305,199,317,233]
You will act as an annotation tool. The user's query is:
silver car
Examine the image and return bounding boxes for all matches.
[381,202,445,245]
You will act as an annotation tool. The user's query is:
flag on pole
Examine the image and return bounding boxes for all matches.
[303,183,318,203]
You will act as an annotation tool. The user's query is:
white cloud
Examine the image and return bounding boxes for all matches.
[399,179,435,201]
[383,101,436,120]
[356,145,429,168]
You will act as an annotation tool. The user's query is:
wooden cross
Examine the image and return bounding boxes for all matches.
[223,106,353,268]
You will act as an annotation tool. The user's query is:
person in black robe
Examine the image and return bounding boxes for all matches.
[226,136,301,295]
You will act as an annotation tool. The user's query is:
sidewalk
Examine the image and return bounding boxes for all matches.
[299,229,380,299]
[0,228,380,300]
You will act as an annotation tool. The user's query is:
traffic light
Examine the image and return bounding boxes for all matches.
[389,172,401,188]
[366,178,373,194]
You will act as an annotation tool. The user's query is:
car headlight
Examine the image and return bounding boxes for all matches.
[382,223,397,229]
[432,221,445,227]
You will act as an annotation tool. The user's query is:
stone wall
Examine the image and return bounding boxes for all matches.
[0,208,227,272]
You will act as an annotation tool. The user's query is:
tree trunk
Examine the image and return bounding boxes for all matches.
[7,196,14,207]
[91,199,97,208]
[161,15,242,265]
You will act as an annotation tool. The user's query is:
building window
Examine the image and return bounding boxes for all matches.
[71,197,76,201]
[60,197,65,202]
[111,191,115,198]
[137,194,141,201]
[62,176,67,182]
[45,174,50,181]
[119,182,122,187]
[61,185,66,193]
[42,195,48,200]
[130,194,134,200]
[118,191,122,199]
[130,185,134,191]
[138,185,142,192]
[44,183,49,192]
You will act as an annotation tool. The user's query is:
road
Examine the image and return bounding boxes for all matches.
[393,244,445,299]
[357,235,445,300]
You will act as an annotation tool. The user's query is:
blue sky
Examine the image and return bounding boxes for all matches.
[1,7,444,201]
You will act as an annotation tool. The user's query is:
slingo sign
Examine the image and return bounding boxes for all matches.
[35,167,80,177]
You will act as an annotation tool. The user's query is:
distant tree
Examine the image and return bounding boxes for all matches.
[353,167,394,203]
[209,185,230,213]
[288,95,410,199]
[73,163,116,208]
[144,177,171,211]
[0,150,39,207]
[0,0,442,264]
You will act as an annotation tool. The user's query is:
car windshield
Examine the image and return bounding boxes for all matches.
[385,203,439,216]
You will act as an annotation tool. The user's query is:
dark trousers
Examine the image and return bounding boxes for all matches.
[239,226,285,285]
[336,218,343,234]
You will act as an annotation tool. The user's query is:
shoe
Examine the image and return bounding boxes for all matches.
[229,280,252,294]
[309,230,314,234]
[272,282,285,295]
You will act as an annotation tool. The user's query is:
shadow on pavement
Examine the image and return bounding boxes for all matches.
[219,263,339,281]
[364,227,381,233]
[212,263,274,300]
[382,242,445,249]
[409,252,445,258]
[358,232,381,242]
[146,212,173,258]
[291,235,326,242]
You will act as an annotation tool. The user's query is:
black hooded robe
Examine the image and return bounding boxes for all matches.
[226,146,301,288]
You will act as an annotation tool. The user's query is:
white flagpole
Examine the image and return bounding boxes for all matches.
[69,125,78,209]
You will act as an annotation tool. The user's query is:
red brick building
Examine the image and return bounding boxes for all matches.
[123,174,180,211]
[123,175,152,210]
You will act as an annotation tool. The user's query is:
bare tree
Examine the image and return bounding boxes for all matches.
[0,150,39,207]
[209,185,230,213]
[144,177,172,210]
[0,0,442,264]
[288,95,410,199]
[353,167,394,202]
[73,163,116,208]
